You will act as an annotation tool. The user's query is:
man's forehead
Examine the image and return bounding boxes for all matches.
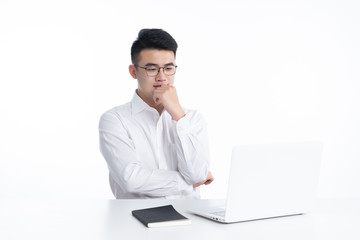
[138,49,175,63]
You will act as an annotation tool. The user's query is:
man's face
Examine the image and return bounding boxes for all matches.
[130,49,176,105]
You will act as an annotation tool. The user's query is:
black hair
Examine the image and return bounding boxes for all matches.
[131,28,178,64]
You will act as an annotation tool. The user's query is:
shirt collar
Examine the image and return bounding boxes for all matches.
[131,90,152,115]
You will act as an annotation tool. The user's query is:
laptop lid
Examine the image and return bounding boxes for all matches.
[224,141,323,223]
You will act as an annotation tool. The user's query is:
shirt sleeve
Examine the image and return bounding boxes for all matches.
[172,110,211,185]
[99,111,194,198]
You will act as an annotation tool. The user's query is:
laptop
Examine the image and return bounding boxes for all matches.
[190,141,323,223]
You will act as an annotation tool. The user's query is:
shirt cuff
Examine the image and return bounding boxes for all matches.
[172,114,191,136]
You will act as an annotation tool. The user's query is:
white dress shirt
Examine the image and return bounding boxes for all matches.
[99,91,210,199]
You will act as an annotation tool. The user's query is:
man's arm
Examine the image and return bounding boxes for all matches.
[153,84,214,186]
[99,112,194,197]
[172,111,213,185]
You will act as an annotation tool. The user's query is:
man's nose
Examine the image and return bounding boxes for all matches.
[155,68,167,81]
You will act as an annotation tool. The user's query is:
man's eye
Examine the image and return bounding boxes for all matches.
[166,67,174,71]
[147,68,157,72]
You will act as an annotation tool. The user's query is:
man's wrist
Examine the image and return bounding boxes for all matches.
[169,107,185,121]
[172,112,185,121]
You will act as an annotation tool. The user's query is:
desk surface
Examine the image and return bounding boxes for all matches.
[1,198,359,240]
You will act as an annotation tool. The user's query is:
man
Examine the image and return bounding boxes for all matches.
[99,29,214,199]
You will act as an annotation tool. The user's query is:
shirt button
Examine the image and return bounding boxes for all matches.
[181,190,186,195]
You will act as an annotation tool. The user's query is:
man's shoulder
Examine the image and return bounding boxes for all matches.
[100,102,132,120]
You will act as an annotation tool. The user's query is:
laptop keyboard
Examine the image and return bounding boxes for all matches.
[211,211,226,217]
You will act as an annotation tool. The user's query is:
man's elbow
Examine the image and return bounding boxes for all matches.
[182,169,208,185]
[122,179,135,193]
[121,164,146,194]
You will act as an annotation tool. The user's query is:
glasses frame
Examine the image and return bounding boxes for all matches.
[134,64,178,77]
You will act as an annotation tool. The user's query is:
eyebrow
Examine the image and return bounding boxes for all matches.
[144,62,175,67]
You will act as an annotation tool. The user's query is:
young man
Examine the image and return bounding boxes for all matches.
[99,29,214,199]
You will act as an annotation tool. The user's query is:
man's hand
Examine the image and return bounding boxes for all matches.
[153,83,185,121]
[193,171,214,188]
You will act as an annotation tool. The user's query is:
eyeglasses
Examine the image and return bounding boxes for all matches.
[134,64,178,77]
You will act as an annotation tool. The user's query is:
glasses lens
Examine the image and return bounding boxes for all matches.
[164,66,176,76]
[145,66,177,76]
[145,67,159,77]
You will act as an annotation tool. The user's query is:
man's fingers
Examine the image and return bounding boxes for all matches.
[204,171,214,185]
[153,85,173,104]
[204,179,213,185]
[153,95,161,105]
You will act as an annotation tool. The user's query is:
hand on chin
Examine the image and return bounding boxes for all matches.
[152,83,169,105]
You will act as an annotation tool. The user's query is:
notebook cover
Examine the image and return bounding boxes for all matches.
[132,205,191,228]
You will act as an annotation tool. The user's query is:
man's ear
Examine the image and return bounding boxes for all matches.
[129,65,137,79]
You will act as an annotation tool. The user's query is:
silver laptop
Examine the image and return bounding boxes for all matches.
[190,141,323,223]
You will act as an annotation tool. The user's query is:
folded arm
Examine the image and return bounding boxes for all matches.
[172,111,213,186]
[99,112,194,198]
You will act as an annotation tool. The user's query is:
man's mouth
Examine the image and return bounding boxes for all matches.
[153,84,162,88]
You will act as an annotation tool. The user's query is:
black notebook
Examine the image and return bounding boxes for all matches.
[132,205,191,228]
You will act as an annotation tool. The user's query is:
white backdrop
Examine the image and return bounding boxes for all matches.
[0,0,359,199]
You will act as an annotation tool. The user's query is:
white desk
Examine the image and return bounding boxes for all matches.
[1,198,359,240]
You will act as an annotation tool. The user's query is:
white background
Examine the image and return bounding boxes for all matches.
[0,0,359,200]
